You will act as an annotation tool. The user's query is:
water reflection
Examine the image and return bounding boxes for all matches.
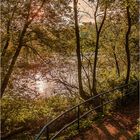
[14,56,78,98]
[35,73,47,95]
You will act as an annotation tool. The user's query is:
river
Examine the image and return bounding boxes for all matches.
[12,54,78,98]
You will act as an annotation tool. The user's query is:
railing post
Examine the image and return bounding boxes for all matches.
[46,126,49,140]
[77,105,80,131]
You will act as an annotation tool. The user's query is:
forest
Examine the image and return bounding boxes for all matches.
[1,0,139,140]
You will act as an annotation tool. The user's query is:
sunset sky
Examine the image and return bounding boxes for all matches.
[70,0,95,23]
[78,0,94,23]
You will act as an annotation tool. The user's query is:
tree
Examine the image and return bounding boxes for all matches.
[73,0,108,112]
[73,0,90,100]
[1,0,46,97]
[91,0,107,95]
[1,0,72,97]
[124,0,131,84]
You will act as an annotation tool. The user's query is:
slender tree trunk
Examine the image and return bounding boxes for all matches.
[2,3,17,56]
[73,0,89,100]
[125,3,131,85]
[91,1,107,113]
[2,22,10,56]
[92,33,104,112]
[1,23,28,97]
[92,33,100,94]
[112,46,120,77]
[92,2,107,94]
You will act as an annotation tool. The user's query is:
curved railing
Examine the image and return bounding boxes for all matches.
[35,80,139,140]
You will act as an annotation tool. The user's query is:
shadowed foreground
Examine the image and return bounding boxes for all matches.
[72,101,139,140]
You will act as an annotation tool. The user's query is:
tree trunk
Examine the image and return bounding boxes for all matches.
[2,3,17,56]
[125,3,131,85]
[112,46,120,77]
[2,22,10,57]
[92,33,100,94]
[92,1,107,113]
[92,33,103,113]
[73,0,89,100]
[1,23,28,97]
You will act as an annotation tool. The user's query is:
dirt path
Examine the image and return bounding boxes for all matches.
[72,101,139,140]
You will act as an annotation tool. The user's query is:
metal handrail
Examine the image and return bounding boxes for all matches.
[35,80,139,140]
[50,88,138,140]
